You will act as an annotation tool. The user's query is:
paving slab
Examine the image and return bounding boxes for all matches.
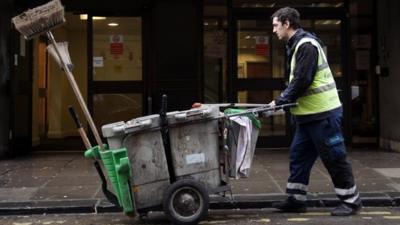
[0,187,38,202]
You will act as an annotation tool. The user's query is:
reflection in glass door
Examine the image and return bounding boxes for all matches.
[235,19,290,147]
[91,16,143,131]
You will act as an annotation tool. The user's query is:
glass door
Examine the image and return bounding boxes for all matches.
[90,16,144,131]
[234,18,290,147]
[233,13,347,148]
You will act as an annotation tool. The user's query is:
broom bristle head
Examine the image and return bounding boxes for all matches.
[12,0,66,39]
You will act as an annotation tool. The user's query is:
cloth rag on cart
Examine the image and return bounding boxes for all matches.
[230,116,254,178]
[225,108,260,179]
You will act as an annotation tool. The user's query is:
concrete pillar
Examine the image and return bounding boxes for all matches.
[0,0,12,157]
[378,0,400,150]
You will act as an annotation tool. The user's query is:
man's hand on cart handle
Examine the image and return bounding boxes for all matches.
[261,101,273,117]
[262,101,299,117]
[262,101,276,117]
[268,100,276,108]
[192,102,202,108]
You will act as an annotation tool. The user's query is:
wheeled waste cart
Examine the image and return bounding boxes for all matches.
[85,102,295,225]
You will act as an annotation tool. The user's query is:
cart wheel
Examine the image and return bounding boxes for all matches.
[163,179,209,225]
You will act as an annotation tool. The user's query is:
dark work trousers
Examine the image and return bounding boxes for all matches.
[286,114,361,206]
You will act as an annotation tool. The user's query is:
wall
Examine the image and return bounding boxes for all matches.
[0,0,11,157]
[150,0,202,111]
[378,0,400,150]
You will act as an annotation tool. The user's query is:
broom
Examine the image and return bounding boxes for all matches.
[12,0,104,151]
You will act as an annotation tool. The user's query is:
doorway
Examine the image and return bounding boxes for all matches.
[32,13,88,150]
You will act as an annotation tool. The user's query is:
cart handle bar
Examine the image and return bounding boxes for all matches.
[224,103,298,118]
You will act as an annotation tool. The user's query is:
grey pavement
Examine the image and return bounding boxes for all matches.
[1,148,400,215]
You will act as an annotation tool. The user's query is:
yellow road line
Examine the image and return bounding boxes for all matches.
[362,217,373,219]
[43,221,66,225]
[250,218,271,223]
[383,216,400,219]
[360,211,391,215]
[287,218,310,222]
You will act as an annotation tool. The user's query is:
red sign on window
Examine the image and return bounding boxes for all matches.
[110,43,123,55]
[255,36,269,56]
[110,35,124,56]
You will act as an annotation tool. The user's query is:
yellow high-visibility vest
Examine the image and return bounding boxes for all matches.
[289,37,341,115]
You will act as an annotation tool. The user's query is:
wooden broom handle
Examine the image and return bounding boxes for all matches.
[68,106,92,149]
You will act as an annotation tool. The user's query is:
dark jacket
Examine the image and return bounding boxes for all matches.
[275,29,342,124]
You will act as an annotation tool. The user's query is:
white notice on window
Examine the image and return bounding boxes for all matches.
[93,56,104,67]
[186,153,205,165]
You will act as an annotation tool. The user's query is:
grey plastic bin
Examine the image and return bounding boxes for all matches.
[167,105,222,191]
[101,115,170,209]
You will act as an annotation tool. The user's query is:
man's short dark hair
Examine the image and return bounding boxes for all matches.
[271,7,301,29]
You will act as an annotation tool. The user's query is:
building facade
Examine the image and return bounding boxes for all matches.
[0,0,399,157]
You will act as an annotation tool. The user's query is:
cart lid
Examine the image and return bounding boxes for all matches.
[102,114,162,137]
[166,105,220,125]
[102,121,125,138]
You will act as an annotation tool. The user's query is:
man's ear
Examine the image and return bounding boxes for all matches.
[283,20,290,28]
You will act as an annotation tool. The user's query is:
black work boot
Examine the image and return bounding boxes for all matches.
[272,196,307,213]
[331,203,362,216]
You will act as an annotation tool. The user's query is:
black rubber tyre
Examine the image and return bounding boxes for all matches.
[163,179,209,225]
